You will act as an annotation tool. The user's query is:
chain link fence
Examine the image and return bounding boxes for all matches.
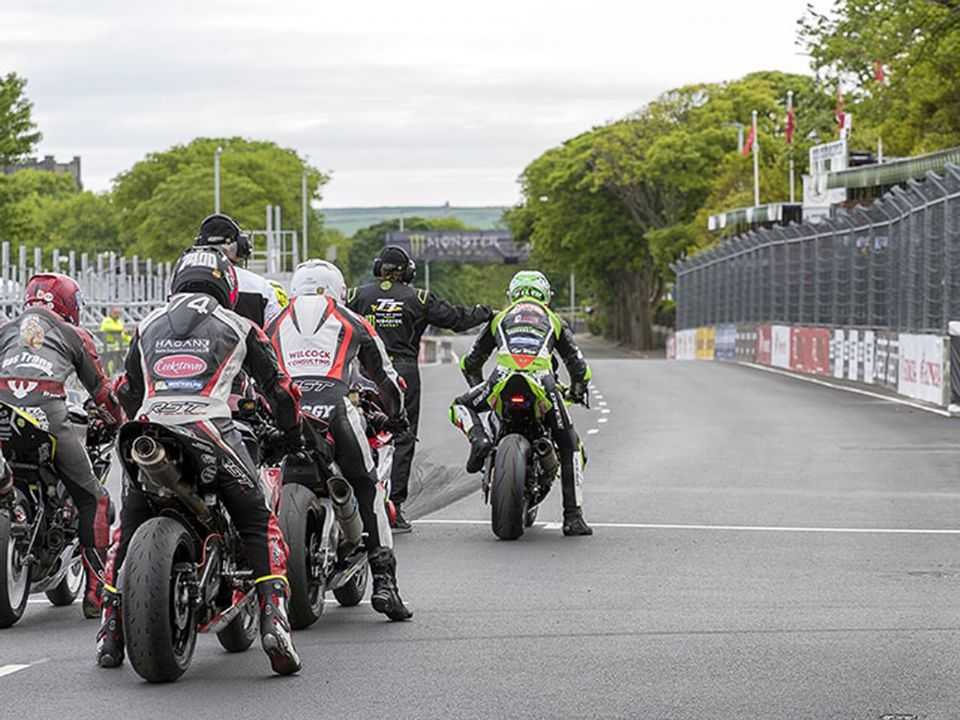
[674,164,960,334]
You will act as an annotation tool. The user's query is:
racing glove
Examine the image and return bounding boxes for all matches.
[569,380,590,407]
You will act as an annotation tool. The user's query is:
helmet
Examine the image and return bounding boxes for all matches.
[291,259,346,301]
[373,245,416,283]
[268,279,289,308]
[24,273,84,325]
[170,247,239,308]
[508,270,551,304]
[194,213,251,262]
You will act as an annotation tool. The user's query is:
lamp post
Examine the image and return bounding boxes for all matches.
[214,146,223,213]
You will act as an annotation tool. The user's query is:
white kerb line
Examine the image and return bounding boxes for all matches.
[0,664,31,679]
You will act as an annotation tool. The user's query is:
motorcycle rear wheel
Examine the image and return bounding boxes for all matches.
[491,434,530,541]
[123,517,198,682]
[0,491,31,628]
[332,561,368,607]
[45,553,83,607]
[280,483,326,629]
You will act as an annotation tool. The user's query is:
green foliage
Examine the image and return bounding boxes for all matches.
[112,137,328,259]
[798,0,960,155]
[0,73,42,164]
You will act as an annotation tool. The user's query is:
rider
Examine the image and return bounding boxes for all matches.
[194,213,282,327]
[97,247,304,675]
[266,259,413,621]
[347,245,492,532]
[0,274,125,617]
[450,271,594,536]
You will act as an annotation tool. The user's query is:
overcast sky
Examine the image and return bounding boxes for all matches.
[2,1,819,207]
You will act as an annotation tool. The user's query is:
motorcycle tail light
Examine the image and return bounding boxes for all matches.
[510,394,527,406]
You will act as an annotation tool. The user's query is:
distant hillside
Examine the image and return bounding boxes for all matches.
[321,205,508,236]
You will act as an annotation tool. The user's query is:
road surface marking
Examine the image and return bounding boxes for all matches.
[598,401,608,407]
[587,428,600,435]
[598,418,608,424]
[0,664,32,679]
[740,362,952,418]
[601,408,611,414]
[413,518,960,534]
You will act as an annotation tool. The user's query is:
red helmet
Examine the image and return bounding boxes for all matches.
[24,273,84,325]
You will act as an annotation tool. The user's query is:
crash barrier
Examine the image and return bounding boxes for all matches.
[419,336,456,365]
[674,163,960,337]
[668,324,951,408]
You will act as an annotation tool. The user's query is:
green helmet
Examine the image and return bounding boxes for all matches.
[507,271,551,304]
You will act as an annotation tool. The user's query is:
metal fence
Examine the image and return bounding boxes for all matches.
[674,164,960,333]
[0,243,173,328]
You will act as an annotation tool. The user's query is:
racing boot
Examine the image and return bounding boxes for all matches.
[256,578,302,676]
[95,586,124,668]
[562,508,593,536]
[81,547,106,620]
[391,504,412,534]
[369,547,413,621]
[465,426,492,473]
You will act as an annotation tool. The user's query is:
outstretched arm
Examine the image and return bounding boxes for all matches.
[426,292,493,333]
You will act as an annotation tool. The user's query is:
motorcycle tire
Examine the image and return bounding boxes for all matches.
[217,602,258,653]
[491,434,530,541]
[123,517,198,683]
[0,491,31,628]
[332,562,368,607]
[45,553,84,607]
[279,483,326,629]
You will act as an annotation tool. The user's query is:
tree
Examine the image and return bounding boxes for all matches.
[0,170,77,247]
[0,73,42,164]
[112,137,328,259]
[799,0,960,155]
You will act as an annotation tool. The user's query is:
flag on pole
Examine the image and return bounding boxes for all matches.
[835,87,846,135]
[785,92,795,145]
[742,123,756,157]
[873,60,886,84]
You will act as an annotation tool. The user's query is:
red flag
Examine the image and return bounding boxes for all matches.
[785,106,795,145]
[835,88,846,133]
[873,60,886,84]
[742,124,755,157]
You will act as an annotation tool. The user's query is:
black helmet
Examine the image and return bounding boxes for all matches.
[195,213,251,261]
[373,245,416,283]
[171,247,239,308]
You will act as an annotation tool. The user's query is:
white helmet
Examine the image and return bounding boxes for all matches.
[290,259,346,301]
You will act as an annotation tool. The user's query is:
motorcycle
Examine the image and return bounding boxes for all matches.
[481,373,588,540]
[113,415,277,683]
[0,400,113,628]
[278,411,370,630]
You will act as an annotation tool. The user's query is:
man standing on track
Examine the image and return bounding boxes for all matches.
[347,245,492,532]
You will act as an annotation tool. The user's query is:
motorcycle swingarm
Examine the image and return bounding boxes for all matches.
[197,587,257,635]
[326,550,367,591]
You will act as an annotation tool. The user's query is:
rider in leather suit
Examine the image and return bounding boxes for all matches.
[97,247,304,675]
[450,271,594,536]
[266,259,413,621]
[0,274,125,618]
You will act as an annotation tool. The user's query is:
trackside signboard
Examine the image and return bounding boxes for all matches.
[384,231,530,263]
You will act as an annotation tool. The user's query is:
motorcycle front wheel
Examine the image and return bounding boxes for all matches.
[0,491,31,628]
[123,517,198,682]
[45,552,84,607]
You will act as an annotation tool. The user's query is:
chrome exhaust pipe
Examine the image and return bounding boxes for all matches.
[131,435,209,519]
[327,476,364,549]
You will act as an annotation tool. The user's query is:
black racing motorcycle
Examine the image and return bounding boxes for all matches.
[279,411,370,630]
[0,401,113,628]
[482,373,588,540]
[115,417,273,683]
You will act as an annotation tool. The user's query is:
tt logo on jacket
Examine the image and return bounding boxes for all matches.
[373,299,404,313]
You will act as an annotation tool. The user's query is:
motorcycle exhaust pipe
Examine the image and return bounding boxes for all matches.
[533,438,560,477]
[131,435,209,519]
[326,476,364,549]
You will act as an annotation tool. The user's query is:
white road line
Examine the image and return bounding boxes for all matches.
[601,408,611,415]
[0,664,31,679]
[598,418,608,424]
[587,428,600,435]
[740,362,953,418]
[598,401,608,407]
[412,518,960,535]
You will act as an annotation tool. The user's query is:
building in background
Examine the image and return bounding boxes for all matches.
[2,155,82,189]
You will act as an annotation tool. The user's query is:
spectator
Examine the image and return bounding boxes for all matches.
[99,307,130,351]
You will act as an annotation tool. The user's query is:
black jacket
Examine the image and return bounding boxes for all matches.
[347,280,492,363]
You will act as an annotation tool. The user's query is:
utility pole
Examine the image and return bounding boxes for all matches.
[569,271,576,331]
[787,91,795,204]
[214,146,223,213]
[301,171,309,261]
[752,110,760,207]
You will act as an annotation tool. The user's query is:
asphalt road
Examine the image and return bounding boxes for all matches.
[4,338,960,719]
